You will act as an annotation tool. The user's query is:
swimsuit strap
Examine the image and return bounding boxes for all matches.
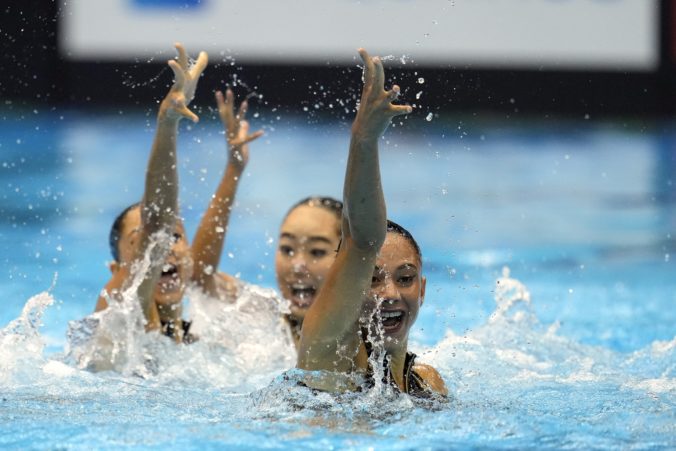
[160,319,196,344]
[361,333,393,390]
[404,351,436,399]
[362,335,412,394]
[181,320,197,344]
[361,330,432,397]
[403,351,416,393]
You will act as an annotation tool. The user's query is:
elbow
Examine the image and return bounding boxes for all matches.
[348,222,386,252]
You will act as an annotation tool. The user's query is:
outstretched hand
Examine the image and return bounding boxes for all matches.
[352,48,412,142]
[161,43,209,123]
[215,88,264,169]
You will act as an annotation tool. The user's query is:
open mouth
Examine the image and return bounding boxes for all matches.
[376,310,405,333]
[159,263,181,291]
[289,284,317,307]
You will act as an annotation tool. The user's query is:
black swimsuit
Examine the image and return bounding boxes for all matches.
[160,319,197,344]
[402,351,432,398]
[366,350,432,398]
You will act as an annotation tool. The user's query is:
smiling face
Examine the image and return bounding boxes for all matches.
[362,231,426,354]
[275,204,341,322]
[114,206,193,307]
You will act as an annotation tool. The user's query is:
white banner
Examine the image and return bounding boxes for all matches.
[59,0,659,70]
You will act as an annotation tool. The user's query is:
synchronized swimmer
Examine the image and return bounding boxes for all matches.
[94,43,446,399]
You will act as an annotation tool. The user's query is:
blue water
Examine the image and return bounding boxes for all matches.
[0,108,674,449]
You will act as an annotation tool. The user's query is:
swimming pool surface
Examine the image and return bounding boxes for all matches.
[0,108,674,449]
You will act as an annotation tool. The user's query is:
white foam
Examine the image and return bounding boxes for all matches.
[0,291,54,385]
[624,378,676,393]
[43,360,76,377]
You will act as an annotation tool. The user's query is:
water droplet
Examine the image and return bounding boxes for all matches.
[417,77,425,84]
[425,113,433,122]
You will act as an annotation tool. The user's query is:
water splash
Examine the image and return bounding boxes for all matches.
[418,268,675,447]
[185,282,296,388]
[64,232,169,376]
[491,266,532,324]
[1,266,674,448]
[0,291,54,385]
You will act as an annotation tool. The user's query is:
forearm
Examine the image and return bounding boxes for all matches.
[135,110,181,325]
[298,244,374,369]
[192,162,242,288]
[343,135,386,250]
[142,116,180,232]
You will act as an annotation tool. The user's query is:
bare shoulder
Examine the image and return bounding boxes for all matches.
[214,272,239,302]
[412,363,448,397]
[95,266,130,312]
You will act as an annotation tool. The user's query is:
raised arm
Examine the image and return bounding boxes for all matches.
[191,89,263,298]
[96,43,208,329]
[298,49,412,371]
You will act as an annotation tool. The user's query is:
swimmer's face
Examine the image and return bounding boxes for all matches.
[116,206,194,307]
[276,204,341,322]
[362,232,425,352]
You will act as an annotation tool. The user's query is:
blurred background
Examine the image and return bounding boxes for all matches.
[2,0,675,117]
[0,1,674,350]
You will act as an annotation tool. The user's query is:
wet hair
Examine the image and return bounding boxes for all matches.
[109,202,141,262]
[386,219,423,265]
[334,218,423,267]
[285,196,343,220]
[283,196,343,237]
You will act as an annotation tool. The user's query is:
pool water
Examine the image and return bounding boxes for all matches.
[0,108,674,449]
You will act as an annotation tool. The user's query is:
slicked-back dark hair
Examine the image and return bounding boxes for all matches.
[109,202,141,262]
[386,219,422,266]
[285,196,343,220]
[284,196,343,237]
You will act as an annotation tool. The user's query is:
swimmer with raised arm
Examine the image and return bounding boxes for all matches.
[95,44,208,342]
[297,49,447,397]
[191,88,264,300]
[100,58,264,343]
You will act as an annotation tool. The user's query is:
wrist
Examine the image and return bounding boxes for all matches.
[351,120,386,144]
[157,110,182,126]
[350,130,380,146]
[157,99,183,125]
[226,159,246,174]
